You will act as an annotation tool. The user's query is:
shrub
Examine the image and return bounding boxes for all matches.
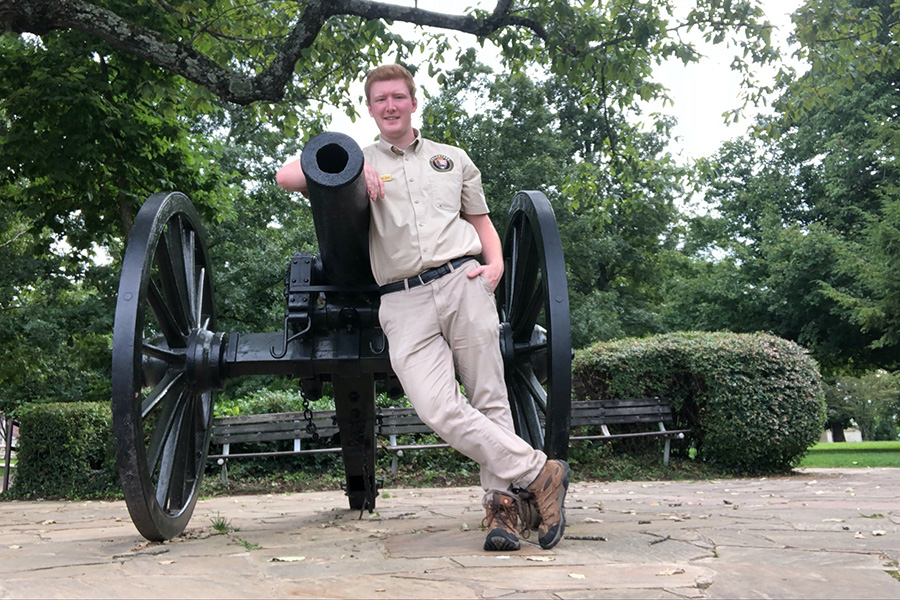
[573,332,826,473]
[10,402,118,499]
[214,388,313,418]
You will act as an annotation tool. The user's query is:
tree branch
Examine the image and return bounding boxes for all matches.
[0,0,546,105]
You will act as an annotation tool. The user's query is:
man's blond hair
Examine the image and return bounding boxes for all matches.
[364,64,416,103]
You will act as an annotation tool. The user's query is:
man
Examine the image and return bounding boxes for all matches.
[276,64,570,551]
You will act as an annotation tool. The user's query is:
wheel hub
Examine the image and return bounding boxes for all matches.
[184,328,228,393]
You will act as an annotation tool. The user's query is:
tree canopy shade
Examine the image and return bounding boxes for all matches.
[0,1,780,118]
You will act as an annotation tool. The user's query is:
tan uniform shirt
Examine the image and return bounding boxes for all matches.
[363,132,489,286]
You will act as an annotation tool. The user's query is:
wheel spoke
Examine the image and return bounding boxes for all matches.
[514,339,547,356]
[154,397,187,510]
[512,275,544,342]
[511,366,544,450]
[168,396,197,511]
[141,369,185,419]
[156,218,191,335]
[145,379,185,473]
[182,227,197,328]
[516,362,548,414]
[147,280,186,347]
[502,221,519,321]
[142,342,186,365]
[195,266,206,330]
[509,221,539,327]
[506,381,525,440]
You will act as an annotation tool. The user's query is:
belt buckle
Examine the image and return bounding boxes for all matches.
[417,270,436,287]
[417,263,448,287]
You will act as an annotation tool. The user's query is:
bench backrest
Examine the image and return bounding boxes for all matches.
[211,411,339,445]
[570,398,673,427]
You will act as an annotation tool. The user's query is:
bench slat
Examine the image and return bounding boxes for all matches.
[213,429,340,445]
[213,418,335,434]
[212,411,336,426]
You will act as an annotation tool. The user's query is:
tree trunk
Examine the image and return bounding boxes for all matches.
[831,424,846,443]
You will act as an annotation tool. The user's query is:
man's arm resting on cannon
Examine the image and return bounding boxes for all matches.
[462,212,504,292]
[277,158,385,201]
[275,159,308,195]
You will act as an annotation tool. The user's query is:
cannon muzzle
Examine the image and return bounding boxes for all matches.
[301,132,375,286]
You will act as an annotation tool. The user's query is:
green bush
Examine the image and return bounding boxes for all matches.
[572,332,826,473]
[214,388,314,418]
[10,402,118,499]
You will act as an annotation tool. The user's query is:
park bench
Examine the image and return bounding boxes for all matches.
[208,397,688,483]
[567,398,689,465]
[1,415,17,493]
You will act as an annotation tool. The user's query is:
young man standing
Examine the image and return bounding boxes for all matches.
[276,64,570,551]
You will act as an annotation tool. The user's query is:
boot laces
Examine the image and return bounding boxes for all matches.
[482,493,529,539]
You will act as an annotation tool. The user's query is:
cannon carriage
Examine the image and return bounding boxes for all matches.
[111,132,571,541]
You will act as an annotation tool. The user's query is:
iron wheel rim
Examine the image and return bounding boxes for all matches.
[111,192,216,541]
[498,191,572,460]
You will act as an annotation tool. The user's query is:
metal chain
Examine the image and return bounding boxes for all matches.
[300,385,319,441]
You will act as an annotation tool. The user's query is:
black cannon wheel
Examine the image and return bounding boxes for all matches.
[112,192,216,541]
[498,191,572,460]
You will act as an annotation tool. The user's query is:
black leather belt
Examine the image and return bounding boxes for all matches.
[379,257,474,295]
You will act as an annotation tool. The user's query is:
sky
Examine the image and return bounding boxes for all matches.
[653,0,803,161]
[330,0,804,162]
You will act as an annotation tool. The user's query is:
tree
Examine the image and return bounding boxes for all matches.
[0,32,234,247]
[825,371,900,441]
[661,135,876,371]
[0,1,780,114]
[421,63,683,347]
[0,198,114,413]
[664,0,900,373]
[783,0,900,124]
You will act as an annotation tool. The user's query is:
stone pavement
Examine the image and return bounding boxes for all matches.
[0,468,898,599]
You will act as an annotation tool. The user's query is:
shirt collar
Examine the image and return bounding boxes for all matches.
[377,129,422,156]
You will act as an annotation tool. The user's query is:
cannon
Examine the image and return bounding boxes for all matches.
[111,132,572,541]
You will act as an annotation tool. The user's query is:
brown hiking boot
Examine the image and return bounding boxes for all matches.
[525,459,571,549]
[482,491,522,551]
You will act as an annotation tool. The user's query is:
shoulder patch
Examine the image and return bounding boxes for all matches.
[429,154,454,172]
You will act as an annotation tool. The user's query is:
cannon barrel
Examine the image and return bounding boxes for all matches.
[301,132,375,286]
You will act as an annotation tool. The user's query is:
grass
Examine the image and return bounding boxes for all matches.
[797,441,900,469]
[210,512,237,535]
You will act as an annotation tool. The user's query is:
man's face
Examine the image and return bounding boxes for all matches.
[367,79,417,144]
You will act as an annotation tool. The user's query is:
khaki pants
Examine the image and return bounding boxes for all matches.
[378,260,546,491]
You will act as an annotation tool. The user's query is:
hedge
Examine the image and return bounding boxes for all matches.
[573,331,826,473]
[9,402,118,499]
